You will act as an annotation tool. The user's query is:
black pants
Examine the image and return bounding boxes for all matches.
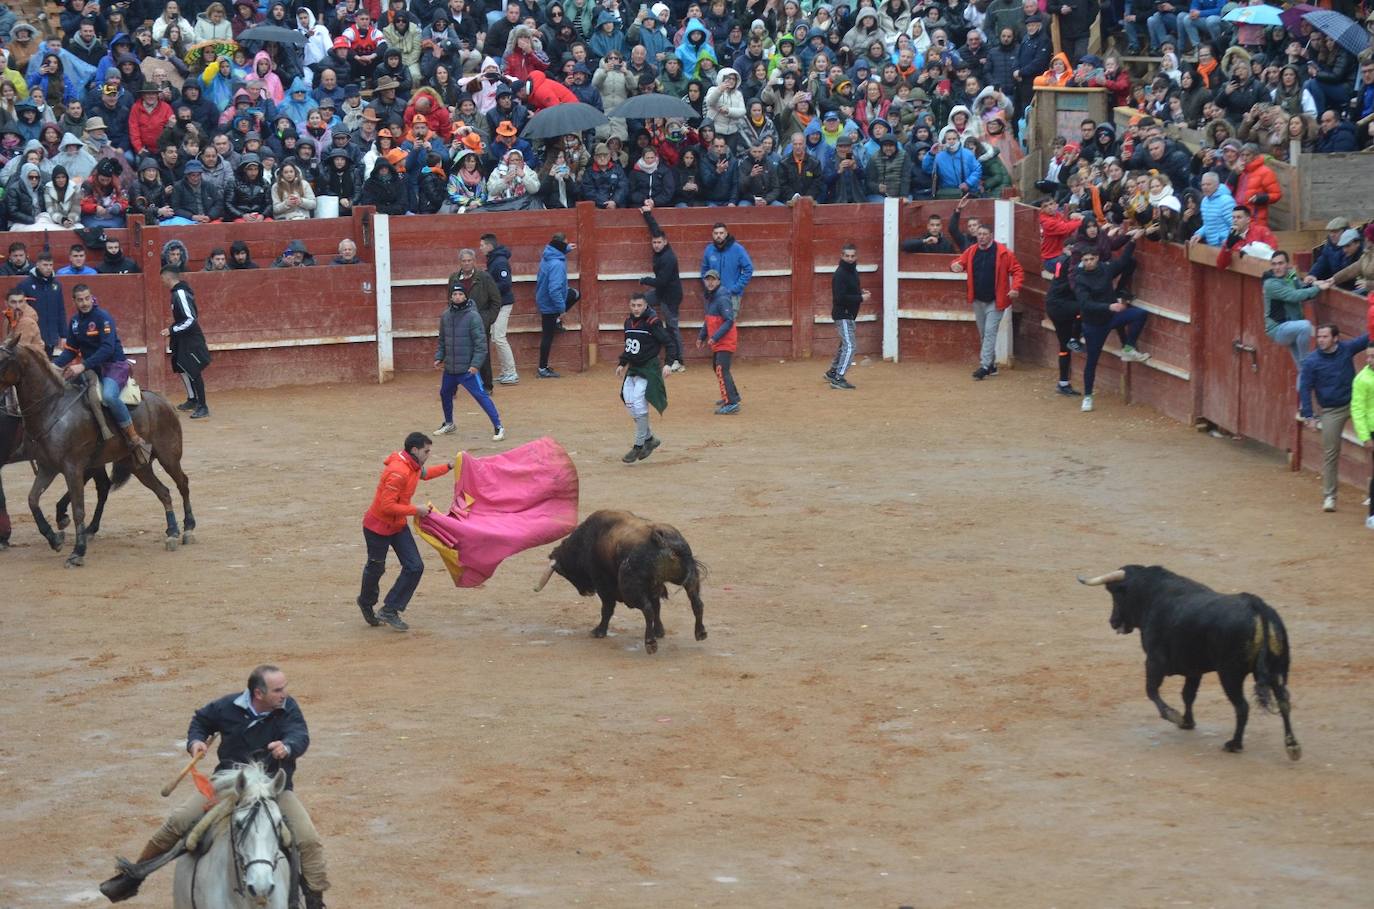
[360,525,423,613]
[1049,307,1077,384]
[713,350,739,404]
[179,370,206,406]
[649,292,684,363]
[479,317,494,392]
[538,290,579,369]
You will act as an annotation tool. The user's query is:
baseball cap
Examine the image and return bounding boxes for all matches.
[703,269,720,280]
[1337,228,1361,245]
[1325,216,1349,231]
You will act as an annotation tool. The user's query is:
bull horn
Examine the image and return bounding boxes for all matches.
[1077,569,1126,587]
[533,560,556,592]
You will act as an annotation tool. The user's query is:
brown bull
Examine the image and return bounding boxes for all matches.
[534,509,707,655]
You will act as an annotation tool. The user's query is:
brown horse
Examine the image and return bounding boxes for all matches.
[1,411,119,550]
[0,338,195,566]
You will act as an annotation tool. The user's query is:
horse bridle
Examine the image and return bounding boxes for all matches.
[225,798,288,904]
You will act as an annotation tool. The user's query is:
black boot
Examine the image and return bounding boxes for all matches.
[302,885,327,909]
[176,399,196,412]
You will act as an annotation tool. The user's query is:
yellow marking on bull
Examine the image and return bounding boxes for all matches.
[1248,615,1285,660]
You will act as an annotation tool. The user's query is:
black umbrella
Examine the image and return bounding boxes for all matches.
[520,102,609,140]
[606,93,698,121]
[237,24,308,46]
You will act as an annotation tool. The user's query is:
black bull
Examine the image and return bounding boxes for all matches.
[1081,565,1301,760]
[534,510,707,655]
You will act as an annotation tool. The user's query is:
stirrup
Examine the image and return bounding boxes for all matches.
[98,844,186,902]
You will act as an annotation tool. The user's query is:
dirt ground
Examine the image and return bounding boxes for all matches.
[1,358,1371,909]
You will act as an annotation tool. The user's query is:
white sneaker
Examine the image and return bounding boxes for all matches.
[1081,395,1094,412]
[434,422,456,435]
[1366,515,1374,530]
[669,361,685,373]
[1120,347,1151,363]
[492,426,505,442]
[496,373,520,385]
[1323,495,1336,513]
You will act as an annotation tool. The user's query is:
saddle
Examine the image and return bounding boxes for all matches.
[80,371,141,443]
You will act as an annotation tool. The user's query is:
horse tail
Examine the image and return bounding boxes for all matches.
[111,459,135,491]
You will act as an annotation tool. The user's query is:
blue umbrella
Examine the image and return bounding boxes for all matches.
[1222,5,1283,27]
[1302,9,1370,56]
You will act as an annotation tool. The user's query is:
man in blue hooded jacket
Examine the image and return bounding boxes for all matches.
[700,221,753,319]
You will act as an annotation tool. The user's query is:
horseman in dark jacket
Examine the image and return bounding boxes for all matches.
[98,664,331,909]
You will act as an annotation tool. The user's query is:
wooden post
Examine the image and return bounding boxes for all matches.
[881,198,899,362]
[575,201,600,369]
[788,197,815,360]
[372,212,394,383]
[133,216,171,394]
[1187,253,1206,423]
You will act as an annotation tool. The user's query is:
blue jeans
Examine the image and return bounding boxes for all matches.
[1176,11,1223,50]
[1146,10,1179,49]
[440,370,501,429]
[1082,307,1149,396]
[1305,78,1350,115]
[1268,320,1312,371]
[360,524,423,613]
[100,375,132,427]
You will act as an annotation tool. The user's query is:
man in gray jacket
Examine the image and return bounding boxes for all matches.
[434,285,504,441]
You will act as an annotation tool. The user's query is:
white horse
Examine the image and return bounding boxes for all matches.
[174,764,292,909]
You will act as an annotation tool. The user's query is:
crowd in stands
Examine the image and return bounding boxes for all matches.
[0,0,1363,227]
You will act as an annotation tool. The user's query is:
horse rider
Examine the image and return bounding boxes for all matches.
[2,285,43,415]
[50,284,153,467]
[100,664,331,908]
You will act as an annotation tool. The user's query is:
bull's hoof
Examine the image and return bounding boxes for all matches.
[1161,707,1185,727]
[1286,740,1302,761]
[182,531,196,545]
[1180,716,1196,730]
[644,638,658,655]
[695,628,708,641]
[590,627,608,638]
[1222,740,1243,753]
[65,553,84,568]
[49,532,65,552]
[164,536,179,552]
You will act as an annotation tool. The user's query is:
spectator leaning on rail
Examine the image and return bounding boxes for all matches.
[1300,323,1371,514]
[1214,205,1278,270]
[1262,250,1331,370]
[1073,240,1150,415]
[1307,218,1361,283]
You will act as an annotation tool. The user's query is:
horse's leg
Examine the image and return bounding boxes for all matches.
[26,464,63,551]
[129,464,180,551]
[0,468,10,549]
[63,465,87,568]
[155,450,195,545]
[87,468,111,537]
[55,490,71,530]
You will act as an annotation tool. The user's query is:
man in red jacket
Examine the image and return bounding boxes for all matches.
[1233,143,1281,228]
[358,431,452,631]
[951,223,1025,380]
[1038,196,1083,270]
[1215,205,1279,270]
[127,84,174,158]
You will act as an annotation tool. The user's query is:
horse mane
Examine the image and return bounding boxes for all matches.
[210,762,278,803]
[15,342,65,386]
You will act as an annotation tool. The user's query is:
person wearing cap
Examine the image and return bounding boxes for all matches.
[1215,205,1278,270]
[486,118,532,169]
[1301,323,1372,514]
[580,141,628,208]
[694,267,741,414]
[170,158,223,222]
[823,132,866,203]
[127,82,173,159]
[1309,217,1360,282]
[1329,228,1374,293]
[535,232,579,378]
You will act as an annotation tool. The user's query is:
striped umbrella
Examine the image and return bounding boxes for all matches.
[1302,9,1370,56]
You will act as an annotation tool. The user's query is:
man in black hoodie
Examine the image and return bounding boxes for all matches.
[97,237,140,274]
[480,233,519,384]
[638,206,685,371]
[826,243,870,390]
[1074,241,1149,413]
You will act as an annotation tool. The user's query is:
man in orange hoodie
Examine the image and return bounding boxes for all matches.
[1232,143,1281,228]
[358,431,452,631]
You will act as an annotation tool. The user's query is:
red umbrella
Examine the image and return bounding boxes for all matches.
[1280,3,1317,34]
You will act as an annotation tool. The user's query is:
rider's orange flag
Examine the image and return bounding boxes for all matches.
[191,767,217,805]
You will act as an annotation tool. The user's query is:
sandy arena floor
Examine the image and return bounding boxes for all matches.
[1,358,1371,909]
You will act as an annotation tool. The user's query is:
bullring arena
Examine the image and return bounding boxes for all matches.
[2,202,1372,907]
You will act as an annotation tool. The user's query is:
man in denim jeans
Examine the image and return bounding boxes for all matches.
[1262,250,1330,371]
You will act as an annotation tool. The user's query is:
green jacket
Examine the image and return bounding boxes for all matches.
[1352,365,1374,442]
[1261,269,1321,336]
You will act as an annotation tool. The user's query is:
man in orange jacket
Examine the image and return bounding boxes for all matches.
[951,222,1025,380]
[358,431,452,631]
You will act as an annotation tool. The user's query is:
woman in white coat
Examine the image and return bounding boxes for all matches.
[703,67,746,149]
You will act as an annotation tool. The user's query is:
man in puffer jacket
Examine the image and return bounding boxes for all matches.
[225,152,271,221]
[433,283,503,441]
[865,134,910,201]
[1188,171,1234,247]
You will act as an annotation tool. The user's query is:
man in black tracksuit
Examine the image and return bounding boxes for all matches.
[826,243,869,389]
[638,207,685,371]
[100,664,330,908]
[616,292,678,463]
[1074,240,1149,412]
[1043,251,1082,396]
[160,264,211,419]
